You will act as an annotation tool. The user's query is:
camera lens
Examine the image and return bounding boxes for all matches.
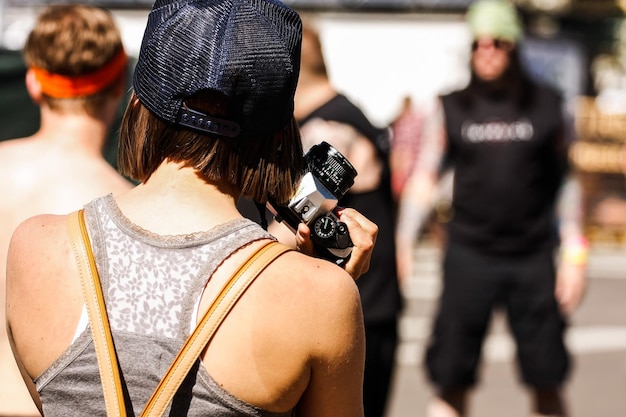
[305,141,357,200]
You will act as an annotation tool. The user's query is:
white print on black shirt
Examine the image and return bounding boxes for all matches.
[461,119,534,143]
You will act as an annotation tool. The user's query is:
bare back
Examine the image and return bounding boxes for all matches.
[6,192,365,417]
[0,136,132,416]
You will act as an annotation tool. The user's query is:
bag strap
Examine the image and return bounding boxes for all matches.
[67,209,127,417]
[141,239,290,416]
[67,209,291,417]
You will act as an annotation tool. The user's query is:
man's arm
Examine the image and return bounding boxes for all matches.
[555,174,588,314]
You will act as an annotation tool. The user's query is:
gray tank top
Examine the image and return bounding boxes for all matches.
[35,194,294,417]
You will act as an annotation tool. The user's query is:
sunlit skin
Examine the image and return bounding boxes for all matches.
[471,37,514,81]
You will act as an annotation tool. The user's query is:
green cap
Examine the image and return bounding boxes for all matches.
[466,0,523,43]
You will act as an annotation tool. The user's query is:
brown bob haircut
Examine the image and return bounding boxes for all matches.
[118,89,306,206]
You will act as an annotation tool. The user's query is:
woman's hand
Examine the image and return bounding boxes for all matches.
[295,207,377,280]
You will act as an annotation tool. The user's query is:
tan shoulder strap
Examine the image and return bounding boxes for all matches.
[67,209,127,417]
[141,239,290,416]
[67,209,291,417]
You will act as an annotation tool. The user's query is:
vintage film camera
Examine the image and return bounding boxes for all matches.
[267,141,358,266]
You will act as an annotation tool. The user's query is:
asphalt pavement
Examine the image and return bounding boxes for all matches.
[385,240,626,417]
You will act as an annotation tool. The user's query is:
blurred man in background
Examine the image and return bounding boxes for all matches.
[0,5,133,415]
[396,1,587,416]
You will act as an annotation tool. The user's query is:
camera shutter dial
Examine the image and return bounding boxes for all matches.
[313,215,337,239]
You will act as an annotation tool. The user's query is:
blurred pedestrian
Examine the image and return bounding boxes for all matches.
[395,1,588,416]
[389,95,424,203]
[294,21,403,417]
[0,5,132,416]
[6,1,377,416]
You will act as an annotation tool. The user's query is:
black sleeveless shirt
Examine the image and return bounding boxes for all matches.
[441,82,567,256]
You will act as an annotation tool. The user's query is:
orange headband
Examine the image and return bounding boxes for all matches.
[31,49,128,98]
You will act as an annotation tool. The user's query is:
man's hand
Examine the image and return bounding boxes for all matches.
[555,237,589,315]
[555,258,587,315]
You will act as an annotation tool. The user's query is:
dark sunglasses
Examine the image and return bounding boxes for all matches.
[471,38,514,52]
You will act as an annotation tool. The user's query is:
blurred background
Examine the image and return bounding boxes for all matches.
[1,0,626,416]
[4,0,626,242]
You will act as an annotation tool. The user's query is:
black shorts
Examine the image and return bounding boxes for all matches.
[424,242,570,389]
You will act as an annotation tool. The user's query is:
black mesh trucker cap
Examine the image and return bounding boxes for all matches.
[133,0,302,137]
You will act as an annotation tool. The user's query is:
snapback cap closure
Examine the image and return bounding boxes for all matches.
[177,106,241,137]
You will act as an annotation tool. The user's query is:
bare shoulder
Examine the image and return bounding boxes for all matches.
[7,214,71,287]
[262,249,364,350]
[10,213,67,249]
[271,249,361,304]
[0,137,38,167]
[7,213,83,378]
[0,136,29,151]
[0,138,33,179]
[260,249,365,416]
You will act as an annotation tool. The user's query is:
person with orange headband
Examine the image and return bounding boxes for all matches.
[0,5,133,416]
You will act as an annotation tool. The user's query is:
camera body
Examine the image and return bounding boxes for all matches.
[267,141,358,266]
